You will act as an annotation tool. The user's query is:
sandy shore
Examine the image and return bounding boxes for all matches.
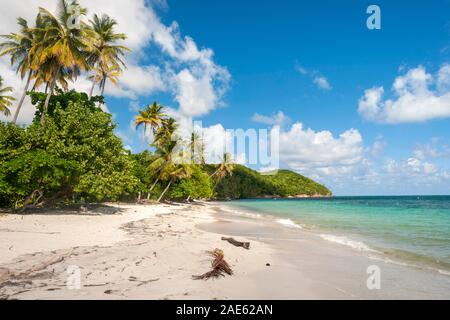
[1,202,449,300]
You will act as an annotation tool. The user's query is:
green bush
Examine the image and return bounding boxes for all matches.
[168,165,213,200]
[0,97,137,208]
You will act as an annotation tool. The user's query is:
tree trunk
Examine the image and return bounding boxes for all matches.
[41,67,59,124]
[89,78,96,98]
[147,173,161,199]
[157,178,173,203]
[101,77,106,96]
[12,70,32,124]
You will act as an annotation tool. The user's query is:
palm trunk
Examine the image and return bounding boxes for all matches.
[157,178,173,203]
[147,173,162,199]
[101,78,106,96]
[209,170,218,179]
[12,70,32,124]
[89,78,96,98]
[41,67,59,124]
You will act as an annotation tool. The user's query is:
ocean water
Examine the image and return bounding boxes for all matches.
[225,196,450,274]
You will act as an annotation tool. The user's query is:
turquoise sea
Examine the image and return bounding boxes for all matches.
[225,196,450,274]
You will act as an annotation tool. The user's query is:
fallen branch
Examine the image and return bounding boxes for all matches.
[221,237,250,250]
[192,249,233,280]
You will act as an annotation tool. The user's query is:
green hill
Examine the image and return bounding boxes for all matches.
[213,165,332,199]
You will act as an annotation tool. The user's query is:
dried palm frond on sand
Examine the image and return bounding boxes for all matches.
[192,249,233,280]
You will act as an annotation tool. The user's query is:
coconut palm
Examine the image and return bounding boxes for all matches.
[0,76,15,117]
[157,163,193,203]
[146,139,177,199]
[88,14,129,98]
[189,130,202,164]
[210,152,235,189]
[89,63,120,97]
[135,102,166,143]
[0,17,35,123]
[153,117,178,149]
[30,0,92,123]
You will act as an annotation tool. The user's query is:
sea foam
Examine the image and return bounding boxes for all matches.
[276,218,302,229]
[320,234,377,253]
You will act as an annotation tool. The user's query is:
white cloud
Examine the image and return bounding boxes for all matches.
[313,76,332,90]
[0,0,230,123]
[413,139,450,160]
[0,58,36,124]
[296,65,332,91]
[358,65,450,123]
[251,111,291,126]
[278,123,363,173]
[369,134,387,158]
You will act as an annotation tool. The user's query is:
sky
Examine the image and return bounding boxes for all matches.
[1,0,450,195]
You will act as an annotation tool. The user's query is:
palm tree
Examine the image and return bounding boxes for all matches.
[135,102,166,143]
[189,130,202,164]
[0,76,15,117]
[89,63,120,97]
[30,0,92,123]
[157,163,193,203]
[210,153,235,189]
[146,139,177,199]
[0,17,35,124]
[153,117,178,148]
[88,14,129,98]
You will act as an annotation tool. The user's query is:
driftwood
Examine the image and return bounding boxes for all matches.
[221,237,250,250]
[192,249,233,280]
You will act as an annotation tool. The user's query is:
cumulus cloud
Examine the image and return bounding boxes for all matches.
[0,0,230,123]
[313,76,332,90]
[278,123,363,173]
[358,65,450,123]
[296,64,332,91]
[413,139,450,160]
[369,134,387,158]
[251,111,291,126]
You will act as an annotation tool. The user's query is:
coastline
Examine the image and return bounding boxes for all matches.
[0,202,449,299]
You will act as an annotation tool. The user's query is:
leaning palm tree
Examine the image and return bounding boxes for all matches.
[210,152,235,189]
[30,0,92,123]
[0,17,35,123]
[157,163,193,203]
[153,117,178,148]
[87,14,129,98]
[135,102,166,143]
[0,76,15,117]
[146,139,177,200]
[89,63,120,96]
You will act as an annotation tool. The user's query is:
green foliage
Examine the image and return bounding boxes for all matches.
[214,165,331,199]
[264,170,332,197]
[130,150,157,196]
[168,165,213,200]
[29,88,103,121]
[0,94,137,208]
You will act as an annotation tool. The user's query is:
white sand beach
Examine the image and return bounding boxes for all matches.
[1,202,450,300]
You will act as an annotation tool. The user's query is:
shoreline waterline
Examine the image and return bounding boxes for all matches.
[214,196,450,277]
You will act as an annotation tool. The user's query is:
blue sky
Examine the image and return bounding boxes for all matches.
[1,0,450,195]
